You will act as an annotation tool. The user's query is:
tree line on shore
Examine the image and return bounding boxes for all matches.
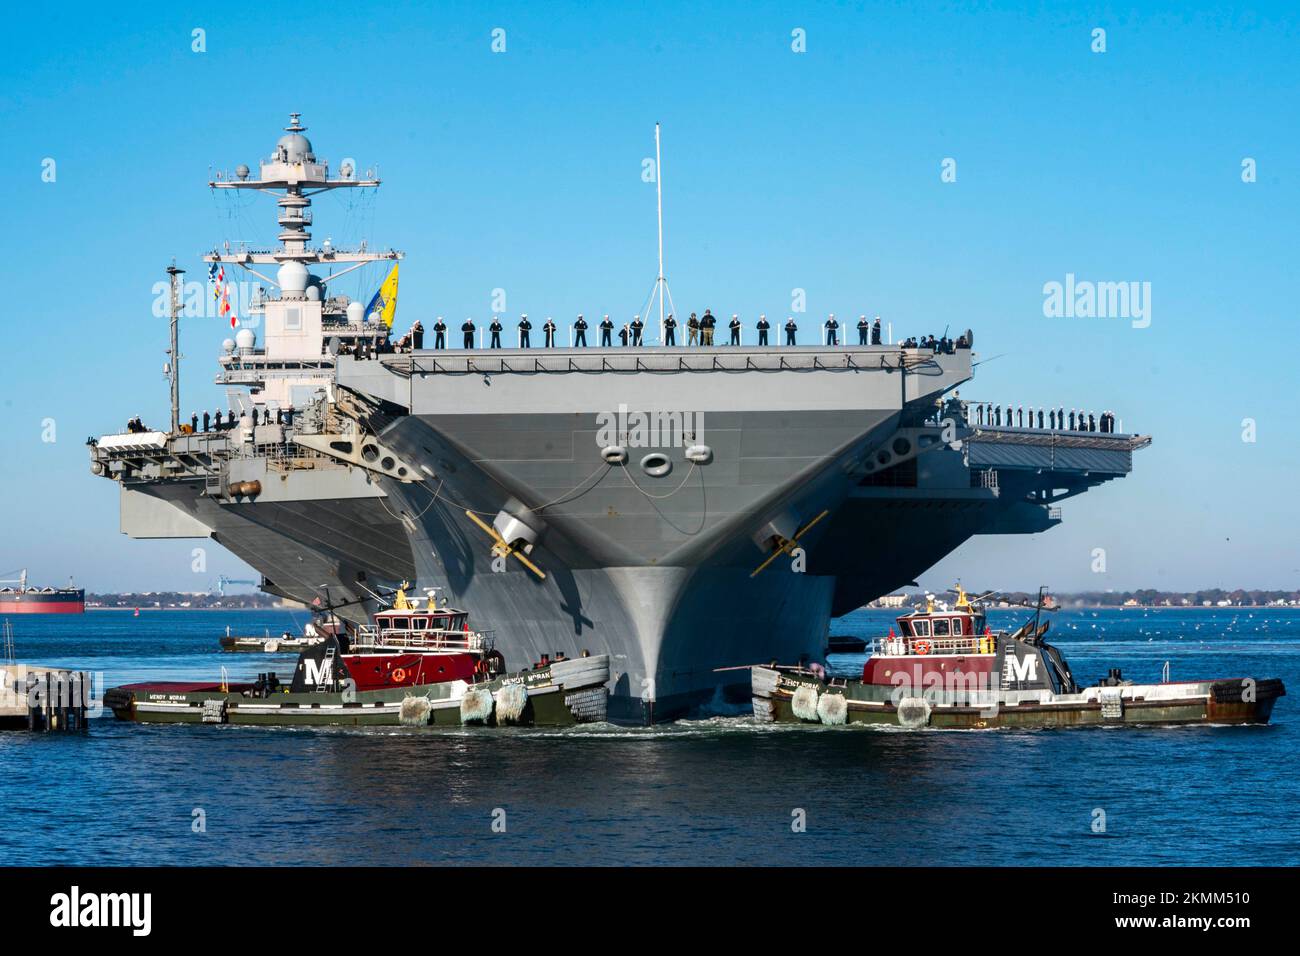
[999,589,1300,608]
[87,587,1300,611]
[87,592,283,609]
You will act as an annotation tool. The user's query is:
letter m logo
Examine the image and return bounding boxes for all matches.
[1007,653,1038,683]
[304,657,333,686]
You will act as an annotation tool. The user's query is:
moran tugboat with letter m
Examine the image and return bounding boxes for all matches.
[751,587,1285,729]
[106,589,610,727]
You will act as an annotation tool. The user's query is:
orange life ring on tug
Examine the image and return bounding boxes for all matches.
[391,668,407,682]
[913,640,931,656]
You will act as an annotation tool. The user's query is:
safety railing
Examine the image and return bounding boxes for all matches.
[869,635,997,656]
[354,625,485,653]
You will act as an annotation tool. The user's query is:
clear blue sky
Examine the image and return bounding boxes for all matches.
[1,1,1296,594]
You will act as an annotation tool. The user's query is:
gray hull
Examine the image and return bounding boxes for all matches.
[95,346,1147,723]
[339,345,967,720]
[115,458,414,624]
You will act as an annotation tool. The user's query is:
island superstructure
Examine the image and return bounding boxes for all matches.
[89,115,1150,723]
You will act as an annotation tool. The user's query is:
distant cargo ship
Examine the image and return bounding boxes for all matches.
[0,570,85,615]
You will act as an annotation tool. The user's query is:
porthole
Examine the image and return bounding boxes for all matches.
[892,437,912,456]
[361,444,379,462]
[641,452,672,477]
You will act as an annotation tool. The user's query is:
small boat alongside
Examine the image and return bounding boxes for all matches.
[219,616,340,653]
[107,590,610,728]
[752,587,1285,730]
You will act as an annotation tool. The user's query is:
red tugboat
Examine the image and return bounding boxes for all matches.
[105,588,610,727]
[338,593,490,692]
[752,587,1285,729]
[0,570,85,615]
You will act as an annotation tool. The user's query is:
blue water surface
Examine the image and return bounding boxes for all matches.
[1,607,1294,866]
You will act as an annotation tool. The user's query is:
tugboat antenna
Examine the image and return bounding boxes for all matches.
[1032,584,1049,638]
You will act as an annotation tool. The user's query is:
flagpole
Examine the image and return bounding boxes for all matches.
[655,122,665,343]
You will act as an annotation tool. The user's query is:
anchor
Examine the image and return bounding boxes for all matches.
[464,510,548,580]
[750,509,830,578]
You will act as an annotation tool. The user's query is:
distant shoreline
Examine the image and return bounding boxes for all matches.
[863,603,1297,612]
[863,604,1294,611]
[86,605,299,613]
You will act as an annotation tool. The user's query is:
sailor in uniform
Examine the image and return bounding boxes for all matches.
[489,317,503,348]
[872,316,882,345]
[857,315,870,345]
[630,315,644,346]
[824,314,840,346]
[784,317,798,346]
[433,316,447,349]
[462,318,476,349]
[600,314,614,347]
[411,320,424,350]
[729,314,741,346]
[574,314,588,347]
[544,317,558,347]
[663,313,677,346]
[518,314,532,348]
[757,314,770,346]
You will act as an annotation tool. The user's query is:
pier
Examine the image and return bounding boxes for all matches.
[0,663,91,732]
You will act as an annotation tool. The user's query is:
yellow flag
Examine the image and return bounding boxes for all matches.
[365,264,400,328]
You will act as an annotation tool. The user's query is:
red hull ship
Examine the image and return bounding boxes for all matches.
[0,570,84,615]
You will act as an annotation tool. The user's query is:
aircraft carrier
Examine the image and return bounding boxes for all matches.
[89,115,1150,722]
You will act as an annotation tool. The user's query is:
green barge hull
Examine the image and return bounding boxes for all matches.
[105,655,610,729]
[752,667,1285,730]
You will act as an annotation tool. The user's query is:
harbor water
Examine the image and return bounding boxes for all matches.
[2,607,1296,866]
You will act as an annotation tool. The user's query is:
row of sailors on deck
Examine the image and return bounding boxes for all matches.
[172,405,297,435]
[975,404,1119,433]
[398,313,930,349]
[900,332,971,353]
